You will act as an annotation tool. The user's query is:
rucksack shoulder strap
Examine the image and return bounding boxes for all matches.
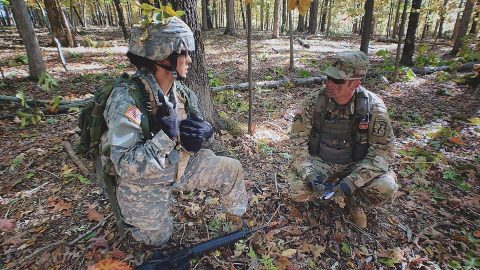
[127,77,152,140]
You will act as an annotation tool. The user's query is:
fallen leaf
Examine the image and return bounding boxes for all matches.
[91,236,109,249]
[281,248,297,258]
[0,218,16,232]
[473,230,480,238]
[311,245,326,259]
[87,258,132,270]
[49,200,72,212]
[111,247,127,259]
[87,208,104,222]
[278,255,292,270]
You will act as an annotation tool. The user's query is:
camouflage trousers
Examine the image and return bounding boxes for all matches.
[116,149,248,246]
[290,156,398,208]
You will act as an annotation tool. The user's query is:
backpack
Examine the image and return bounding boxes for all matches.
[77,73,151,160]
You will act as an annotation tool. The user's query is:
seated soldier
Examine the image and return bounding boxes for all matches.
[101,16,248,246]
[289,51,398,228]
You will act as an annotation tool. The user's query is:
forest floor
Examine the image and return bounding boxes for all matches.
[0,27,479,270]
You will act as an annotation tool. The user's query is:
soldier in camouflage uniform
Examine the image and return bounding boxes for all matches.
[101,17,248,246]
[290,51,398,228]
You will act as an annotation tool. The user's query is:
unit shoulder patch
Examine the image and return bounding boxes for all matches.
[124,105,142,126]
[372,120,387,137]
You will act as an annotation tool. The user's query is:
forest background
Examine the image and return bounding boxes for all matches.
[0,0,479,269]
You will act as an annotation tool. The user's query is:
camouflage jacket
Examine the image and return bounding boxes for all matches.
[291,86,395,189]
[102,69,201,185]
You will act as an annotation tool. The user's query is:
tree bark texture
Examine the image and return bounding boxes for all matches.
[10,0,46,80]
[308,0,319,34]
[202,0,209,30]
[171,1,218,126]
[297,15,305,32]
[392,0,402,38]
[224,0,235,35]
[325,0,333,36]
[260,0,264,30]
[452,0,465,41]
[320,0,328,32]
[386,0,394,38]
[400,0,422,66]
[394,0,409,80]
[272,0,280,38]
[470,0,479,34]
[436,0,449,39]
[44,0,74,47]
[113,0,128,40]
[452,0,475,55]
[360,0,374,53]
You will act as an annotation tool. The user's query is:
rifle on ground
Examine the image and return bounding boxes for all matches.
[136,224,265,270]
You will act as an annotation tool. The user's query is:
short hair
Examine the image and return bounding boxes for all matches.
[126,51,156,73]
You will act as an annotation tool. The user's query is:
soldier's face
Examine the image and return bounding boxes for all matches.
[176,52,192,77]
[326,77,360,103]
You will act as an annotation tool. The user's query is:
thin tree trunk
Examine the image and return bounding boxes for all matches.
[260,0,264,30]
[11,0,47,80]
[392,0,402,38]
[206,0,213,28]
[394,0,409,80]
[282,0,286,32]
[320,0,328,32]
[224,0,235,35]
[44,0,74,47]
[470,0,479,34]
[213,0,218,28]
[400,0,422,66]
[325,0,333,36]
[246,3,253,133]
[308,0,319,34]
[70,0,76,32]
[297,15,305,32]
[113,0,128,40]
[272,0,280,38]
[202,0,208,30]
[421,3,431,41]
[360,0,374,53]
[452,0,465,41]
[452,0,475,55]
[240,0,246,29]
[289,11,294,71]
[386,0,394,38]
[436,0,449,38]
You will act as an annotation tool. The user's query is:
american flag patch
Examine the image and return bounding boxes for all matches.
[124,105,142,126]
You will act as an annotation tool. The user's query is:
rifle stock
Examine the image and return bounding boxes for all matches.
[136,225,264,270]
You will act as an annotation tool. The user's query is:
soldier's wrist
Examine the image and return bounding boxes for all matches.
[305,172,324,184]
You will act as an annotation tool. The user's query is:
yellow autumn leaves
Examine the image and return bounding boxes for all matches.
[245,0,311,16]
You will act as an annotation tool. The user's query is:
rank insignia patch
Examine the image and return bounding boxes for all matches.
[372,120,386,137]
[124,105,142,126]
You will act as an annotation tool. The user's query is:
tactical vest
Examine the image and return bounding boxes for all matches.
[308,87,370,164]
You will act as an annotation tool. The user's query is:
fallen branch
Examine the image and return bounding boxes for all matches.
[211,77,325,92]
[296,38,310,48]
[0,94,92,108]
[10,213,113,269]
[62,141,90,177]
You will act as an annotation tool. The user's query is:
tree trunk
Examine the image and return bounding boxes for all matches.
[272,0,280,38]
[240,0,246,29]
[213,0,218,28]
[4,3,12,26]
[289,11,294,70]
[206,0,213,29]
[452,0,475,55]
[392,0,402,38]
[113,0,128,40]
[386,0,394,38]
[224,0,235,35]
[11,0,46,80]
[170,1,219,127]
[260,0,264,30]
[421,8,431,41]
[320,0,328,32]
[308,0,319,34]
[452,0,465,41]
[325,0,333,36]
[265,3,270,30]
[400,0,422,66]
[360,0,374,53]
[202,0,209,30]
[436,0,449,39]
[297,15,305,32]
[394,0,409,80]
[282,0,287,32]
[44,0,74,47]
[470,0,479,34]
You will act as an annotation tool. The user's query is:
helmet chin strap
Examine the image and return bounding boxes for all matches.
[156,55,186,81]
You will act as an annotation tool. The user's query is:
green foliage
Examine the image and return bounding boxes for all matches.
[400,111,425,126]
[208,71,222,87]
[416,53,441,67]
[138,3,185,29]
[15,88,44,127]
[258,139,273,155]
[66,51,82,59]
[375,49,390,58]
[14,54,28,65]
[260,254,277,270]
[404,67,416,81]
[274,67,285,77]
[427,127,458,141]
[9,153,26,172]
[456,35,480,62]
[375,49,395,73]
[37,72,58,92]
[435,71,453,82]
[398,146,443,184]
[213,90,248,112]
[378,257,397,267]
[298,69,311,78]
[63,172,92,185]
[442,169,460,181]
[340,242,351,254]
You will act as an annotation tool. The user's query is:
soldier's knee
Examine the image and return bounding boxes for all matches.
[376,171,398,197]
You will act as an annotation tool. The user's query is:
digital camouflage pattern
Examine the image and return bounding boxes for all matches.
[102,70,247,246]
[290,86,398,208]
[129,16,195,61]
[323,51,370,80]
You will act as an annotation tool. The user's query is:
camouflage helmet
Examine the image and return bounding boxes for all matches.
[324,51,369,80]
[128,17,195,61]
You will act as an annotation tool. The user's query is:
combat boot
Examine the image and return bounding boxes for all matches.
[347,197,367,229]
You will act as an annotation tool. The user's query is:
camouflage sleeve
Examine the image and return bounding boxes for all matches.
[177,82,202,118]
[104,82,176,182]
[291,89,320,179]
[342,95,395,190]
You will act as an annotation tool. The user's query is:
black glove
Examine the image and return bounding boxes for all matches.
[179,116,214,153]
[332,181,353,197]
[157,91,178,139]
[306,173,331,193]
